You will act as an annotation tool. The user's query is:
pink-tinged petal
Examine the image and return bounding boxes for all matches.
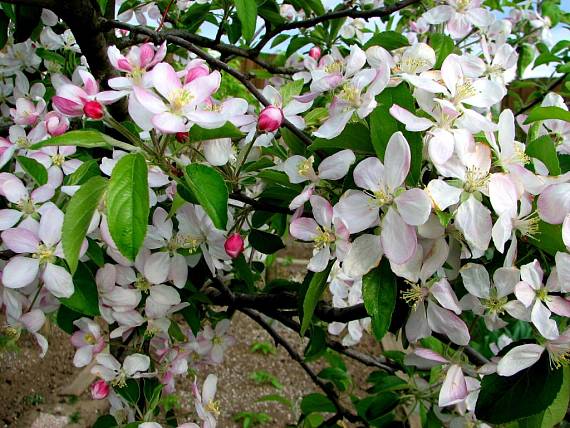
[185,71,221,106]
[390,104,433,131]
[289,185,314,210]
[492,213,513,254]
[419,238,448,282]
[152,63,181,99]
[426,179,462,211]
[354,157,384,192]
[318,149,356,180]
[422,5,454,24]
[405,303,431,343]
[345,45,366,77]
[123,353,150,377]
[498,109,515,155]
[152,112,187,133]
[514,282,536,307]
[531,301,559,340]
[455,196,492,253]
[496,344,544,376]
[466,8,494,27]
[402,74,447,93]
[2,256,40,288]
[394,188,431,226]
[441,54,463,96]
[384,132,410,191]
[431,278,462,314]
[428,129,455,164]
[460,263,490,299]
[74,346,94,368]
[520,259,543,290]
[556,252,570,292]
[0,209,23,231]
[168,254,188,289]
[465,79,505,108]
[439,365,468,407]
[2,176,27,203]
[39,207,63,247]
[405,348,448,368]
[31,184,56,203]
[310,195,333,228]
[144,252,170,285]
[128,94,155,131]
[290,217,319,241]
[494,267,520,297]
[447,14,471,39]
[149,283,180,306]
[538,184,570,224]
[427,301,470,345]
[20,309,46,333]
[132,86,167,114]
[78,70,98,95]
[381,207,416,265]
[333,190,379,233]
[308,247,331,272]
[563,215,570,249]
[52,95,83,117]
[96,90,128,105]
[313,109,353,139]
[43,263,74,298]
[546,296,570,317]
[1,228,39,253]
[342,234,383,278]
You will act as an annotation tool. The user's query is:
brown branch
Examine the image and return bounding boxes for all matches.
[230,192,293,215]
[514,74,568,116]
[239,308,362,424]
[253,0,422,54]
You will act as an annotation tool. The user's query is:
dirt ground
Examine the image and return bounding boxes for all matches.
[0,243,378,427]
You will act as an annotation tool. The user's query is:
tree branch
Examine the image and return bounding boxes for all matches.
[514,74,567,116]
[239,308,361,424]
[253,0,422,54]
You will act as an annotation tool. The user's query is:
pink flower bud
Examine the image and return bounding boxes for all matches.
[258,105,283,132]
[90,379,109,400]
[309,46,322,61]
[83,100,104,120]
[185,64,209,83]
[45,111,69,136]
[176,131,189,142]
[224,233,245,259]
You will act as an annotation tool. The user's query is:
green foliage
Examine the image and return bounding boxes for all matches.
[107,153,149,260]
[233,411,272,428]
[248,229,285,254]
[16,156,47,186]
[249,370,283,389]
[59,262,100,316]
[250,341,277,355]
[235,0,257,42]
[300,262,334,335]
[184,164,228,230]
[362,260,397,341]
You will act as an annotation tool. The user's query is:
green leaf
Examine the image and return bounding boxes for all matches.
[271,34,290,48]
[249,230,285,254]
[63,176,108,273]
[303,0,325,15]
[430,33,455,69]
[106,153,149,261]
[528,221,566,256]
[540,366,570,427]
[318,367,351,392]
[16,156,48,186]
[304,325,327,361]
[281,127,307,155]
[256,393,292,408]
[116,379,140,405]
[189,122,243,142]
[184,164,228,230]
[60,263,100,317]
[310,123,374,154]
[517,44,535,76]
[300,262,334,335]
[362,260,397,341]
[30,129,136,151]
[475,350,564,424]
[300,393,336,415]
[235,0,257,42]
[364,31,409,50]
[64,159,101,186]
[55,304,83,334]
[14,4,40,43]
[524,106,570,124]
[92,415,118,428]
[526,135,561,175]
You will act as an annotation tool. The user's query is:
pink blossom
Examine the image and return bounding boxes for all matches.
[91,379,110,399]
[71,317,106,367]
[224,233,245,259]
[258,105,283,132]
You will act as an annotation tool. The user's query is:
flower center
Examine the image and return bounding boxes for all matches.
[324,61,343,74]
[514,213,540,238]
[17,197,35,215]
[401,57,431,74]
[33,244,56,265]
[338,84,359,105]
[483,295,508,314]
[169,88,194,113]
[535,287,549,302]
[297,156,315,178]
[454,81,477,103]
[212,335,223,346]
[84,333,97,345]
[401,282,427,309]
[16,136,29,148]
[205,400,221,416]
[464,168,489,193]
[455,0,471,12]
[52,153,65,167]
[314,227,335,250]
[135,276,152,293]
[176,234,203,253]
[372,189,394,206]
[112,370,127,388]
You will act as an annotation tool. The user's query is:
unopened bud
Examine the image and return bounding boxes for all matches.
[90,379,109,400]
[176,131,189,142]
[185,64,209,83]
[224,233,245,259]
[83,100,104,120]
[309,46,322,61]
[258,105,283,132]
